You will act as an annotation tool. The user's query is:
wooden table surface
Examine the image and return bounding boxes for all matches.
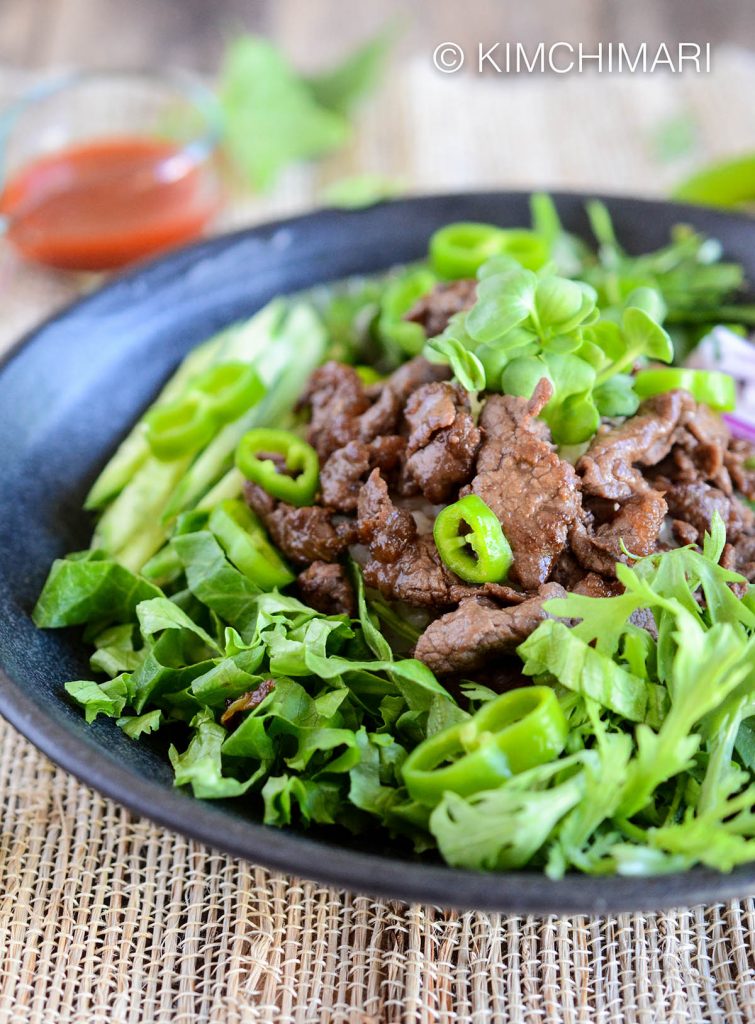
[1,0,753,73]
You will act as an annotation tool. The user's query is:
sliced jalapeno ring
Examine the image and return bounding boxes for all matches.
[402,686,568,807]
[434,494,513,584]
[192,362,265,424]
[235,428,320,506]
[209,498,294,590]
[429,223,550,279]
[144,394,216,461]
[634,367,736,411]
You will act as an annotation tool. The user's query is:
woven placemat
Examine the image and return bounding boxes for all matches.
[1,53,755,1022]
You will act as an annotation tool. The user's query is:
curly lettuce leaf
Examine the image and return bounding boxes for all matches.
[518,619,666,726]
[33,553,161,628]
[430,760,585,871]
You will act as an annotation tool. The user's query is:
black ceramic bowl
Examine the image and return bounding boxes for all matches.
[2,192,754,914]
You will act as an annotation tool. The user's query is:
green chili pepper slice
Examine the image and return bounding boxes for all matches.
[209,499,294,590]
[429,223,550,278]
[402,686,568,807]
[433,494,513,584]
[496,229,551,272]
[354,365,384,386]
[430,223,507,279]
[144,362,264,461]
[634,367,736,411]
[191,362,265,424]
[144,394,217,461]
[235,428,319,506]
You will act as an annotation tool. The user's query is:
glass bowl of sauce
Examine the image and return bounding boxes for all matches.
[0,69,223,272]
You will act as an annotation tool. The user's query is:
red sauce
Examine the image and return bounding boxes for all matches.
[0,136,220,271]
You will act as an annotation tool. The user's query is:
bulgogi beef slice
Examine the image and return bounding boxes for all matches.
[413,583,567,676]
[732,533,755,582]
[356,468,513,607]
[369,434,407,472]
[469,380,582,590]
[404,279,477,339]
[403,382,481,503]
[404,381,461,450]
[578,390,695,501]
[572,573,624,598]
[358,357,451,441]
[653,477,750,543]
[297,562,356,616]
[672,518,699,546]
[300,361,371,460]
[363,535,471,608]
[303,358,451,461]
[319,440,371,513]
[357,468,418,563]
[719,543,749,599]
[671,404,733,492]
[244,482,356,566]
[726,438,755,501]
[569,490,668,578]
[319,436,406,513]
[551,550,587,591]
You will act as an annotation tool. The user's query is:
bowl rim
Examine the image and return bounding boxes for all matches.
[2,189,755,915]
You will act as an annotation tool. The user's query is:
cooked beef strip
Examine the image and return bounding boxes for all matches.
[550,550,588,591]
[319,441,371,513]
[569,490,667,577]
[670,446,732,493]
[652,477,747,542]
[672,404,733,493]
[244,482,356,565]
[404,381,462,451]
[369,434,407,472]
[683,402,731,450]
[319,436,406,513]
[733,533,755,581]
[477,583,530,604]
[297,562,356,616]
[300,361,371,460]
[578,390,695,501]
[357,468,418,563]
[726,438,755,501]
[358,357,451,441]
[403,382,481,503]
[571,573,624,598]
[672,518,699,546]
[301,357,450,464]
[363,536,471,608]
[469,379,582,590]
[357,469,527,607]
[404,279,477,338]
[413,583,567,676]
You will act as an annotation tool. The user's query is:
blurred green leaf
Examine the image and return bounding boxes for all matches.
[305,25,397,115]
[322,174,402,209]
[219,36,350,191]
[218,29,395,192]
[673,152,755,210]
[649,113,698,163]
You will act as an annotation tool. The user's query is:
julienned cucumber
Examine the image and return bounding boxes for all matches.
[89,300,326,571]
